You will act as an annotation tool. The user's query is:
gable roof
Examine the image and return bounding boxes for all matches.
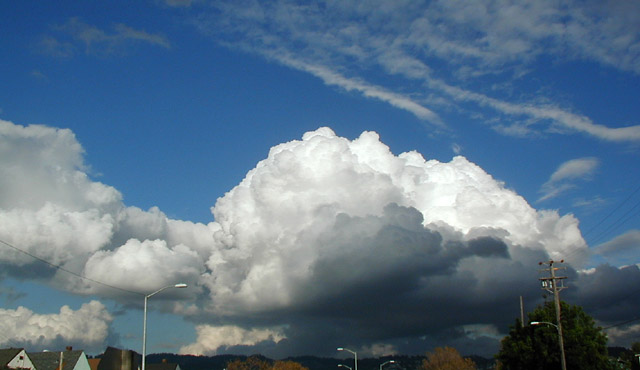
[28,351,84,370]
[0,348,22,366]
[0,349,24,368]
[88,359,100,370]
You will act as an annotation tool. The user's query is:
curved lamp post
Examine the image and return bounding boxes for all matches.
[337,365,352,370]
[337,348,357,370]
[142,283,188,370]
[531,321,566,370]
[379,360,395,370]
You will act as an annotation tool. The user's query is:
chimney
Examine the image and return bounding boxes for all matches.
[66,347,73,351]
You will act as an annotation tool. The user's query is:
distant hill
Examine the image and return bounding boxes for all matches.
[145,353,496,370]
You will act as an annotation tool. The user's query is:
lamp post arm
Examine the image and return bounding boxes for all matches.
[142,295,149,370]
[142,283,187,370]
[530,321,565,370]
[337,348,357,370]
[379,360,395,370]
[147,283,188,299]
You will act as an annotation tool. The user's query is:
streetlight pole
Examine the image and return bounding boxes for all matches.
[531,321,566,370]
[142,283,187,370]
[379,360,395,370]
[337,348,357,370]
[337,365,352,370]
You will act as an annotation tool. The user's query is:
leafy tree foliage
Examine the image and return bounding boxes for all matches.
[226,356,272,370]
[226,356,309,370]
[614,342,640,370]
[272,360,310,370]
[422,346,476,370]
[633,342,640,370]
[496,301,614,370]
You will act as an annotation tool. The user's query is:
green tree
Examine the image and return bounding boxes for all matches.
[633,342,640,370]
[617,342,640,370]
[422,346,476,370]
[496,301,614,370]
[272,361,309,370]
[226,356,272,370]
[226,357,308,370]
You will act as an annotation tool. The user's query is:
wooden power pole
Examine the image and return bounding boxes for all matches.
[539,259,568,370]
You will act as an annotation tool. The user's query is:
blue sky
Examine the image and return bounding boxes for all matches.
[1,0,639,360]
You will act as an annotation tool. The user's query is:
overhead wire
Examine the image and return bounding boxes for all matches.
[582,183,640,239]
[555,183,640,264]
[588,199,640,246]
[0,238,142,296]
[548,184,640,337]
[602,317,640,330]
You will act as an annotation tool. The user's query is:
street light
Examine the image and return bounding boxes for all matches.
[531,321,566,370]
[379,360,395,370]
[142,283,188,370]
[337,348,357,370]
[337,365,352,370]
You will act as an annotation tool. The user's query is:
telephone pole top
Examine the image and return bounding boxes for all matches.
[538,259,568,370]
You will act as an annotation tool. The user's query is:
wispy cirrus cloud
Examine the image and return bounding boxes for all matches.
[190,0,640,142]
[37,17,170,58]
[538,157,600,202]
[165,0,192,7]
[272,54,444,126]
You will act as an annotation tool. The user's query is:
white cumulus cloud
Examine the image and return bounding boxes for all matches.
[84,239,204,293]
[180,325,286,355]
[180,126,591,356]
[0,301,112,352]
[0,120,613,357]
[0,119,210,295]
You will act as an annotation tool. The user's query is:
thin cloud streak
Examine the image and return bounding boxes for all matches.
[274,54,444,126]
[431,80,640,142]
[39,17,170,58]
[538,157,599,202]
[193,0,640,142]
[549,157,599,183]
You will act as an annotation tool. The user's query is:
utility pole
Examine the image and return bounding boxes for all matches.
[539,260,568,370]
[520,296,524,325]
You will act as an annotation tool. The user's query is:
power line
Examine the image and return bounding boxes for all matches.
[602,317,640,330]
[589,199,640,246]
[0,238,142,296]
[583,184,640,239]
[557,184,640,264]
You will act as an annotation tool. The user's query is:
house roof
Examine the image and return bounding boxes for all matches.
[88,359,100,370]
[28,351,84,370]
[1,349,25,367]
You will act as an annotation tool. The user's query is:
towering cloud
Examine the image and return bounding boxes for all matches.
[183,127,590,356]
[2,119,634,357]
